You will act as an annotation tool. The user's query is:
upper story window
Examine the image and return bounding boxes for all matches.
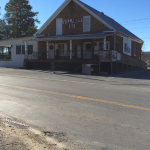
[83,16,91,32]
[56,18,63,35]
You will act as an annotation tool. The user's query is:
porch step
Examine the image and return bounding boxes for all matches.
[74,64,82,72]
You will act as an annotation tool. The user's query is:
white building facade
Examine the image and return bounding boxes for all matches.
[0,37,37,68]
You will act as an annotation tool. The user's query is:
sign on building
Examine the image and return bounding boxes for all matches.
[69,24,75,29]
[123,37,131,56]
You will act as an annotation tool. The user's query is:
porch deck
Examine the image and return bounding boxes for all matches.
[24,50,147,74]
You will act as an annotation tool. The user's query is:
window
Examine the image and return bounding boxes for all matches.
[16,46,21,54]
[99,42,110,50]
[22,45,25,54]
[0,46,11,60]
[28,45,33,54]
[134,44,136,56]
[56,18,63,35]
[16,45,33,54]
[83,16,91,32]
[58,44,64,55]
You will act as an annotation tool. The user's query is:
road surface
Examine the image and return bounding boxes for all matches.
[0,68,150,150]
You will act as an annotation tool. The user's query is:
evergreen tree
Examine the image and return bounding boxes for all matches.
[4,0,40,38]
[0,19,10,40]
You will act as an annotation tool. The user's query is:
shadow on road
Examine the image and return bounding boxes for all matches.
[26,69,150,81]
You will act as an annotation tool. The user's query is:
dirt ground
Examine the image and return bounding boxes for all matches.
[0,116,91,150]
[0,116,66,150]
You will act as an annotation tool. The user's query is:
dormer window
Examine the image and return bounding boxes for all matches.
[83,16,91,32]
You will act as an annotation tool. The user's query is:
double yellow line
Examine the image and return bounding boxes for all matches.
[0,83,150,111]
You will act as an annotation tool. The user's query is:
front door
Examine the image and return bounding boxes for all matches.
[49,43,54,59]
[83,42,92,59]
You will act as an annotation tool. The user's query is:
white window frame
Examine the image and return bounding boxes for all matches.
[83,16,91,32]
[16,45,33,55]
[56,18,63,35]
[16,45,22,55]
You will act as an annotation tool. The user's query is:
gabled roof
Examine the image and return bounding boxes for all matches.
[77,0,142,41]
[35,0,143,42]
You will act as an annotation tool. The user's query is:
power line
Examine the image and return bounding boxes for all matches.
[122,21,150,25]
[120,18,150,23]
[130,27,150,30]
[142,37,150,39]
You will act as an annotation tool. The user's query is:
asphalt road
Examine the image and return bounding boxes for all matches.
[0,68,150,150]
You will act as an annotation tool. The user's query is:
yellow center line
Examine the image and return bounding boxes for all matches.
[0,83,150,111]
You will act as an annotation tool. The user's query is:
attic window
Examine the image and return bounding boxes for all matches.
[83,16,91,32]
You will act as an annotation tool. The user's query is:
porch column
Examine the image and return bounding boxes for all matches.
[25,41,28,59]
[103,36,106,50]
[46,41,49,59]
[70,40,72,59]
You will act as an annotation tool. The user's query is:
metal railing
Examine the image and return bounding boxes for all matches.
[24,49,147,69]
[25,50,75,60]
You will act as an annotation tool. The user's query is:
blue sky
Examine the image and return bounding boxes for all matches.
[0,0,150,51]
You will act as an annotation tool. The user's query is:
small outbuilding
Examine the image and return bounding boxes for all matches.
[0,37,37,68]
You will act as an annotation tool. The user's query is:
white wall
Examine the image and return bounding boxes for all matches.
[0,37,37,68]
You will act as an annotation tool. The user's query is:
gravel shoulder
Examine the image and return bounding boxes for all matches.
[0,115,92,150]
[0,116,64,150]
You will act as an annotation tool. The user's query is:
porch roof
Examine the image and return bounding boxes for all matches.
[27,33,112,41]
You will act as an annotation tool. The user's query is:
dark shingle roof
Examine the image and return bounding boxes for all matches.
[78,0,142,41]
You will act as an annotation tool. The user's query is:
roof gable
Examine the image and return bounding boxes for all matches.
[34,0,72,36]
[34,0,113,37]
[35,0,143,42]
[77,0,142,41]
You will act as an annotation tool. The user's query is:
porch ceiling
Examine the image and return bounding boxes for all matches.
[28,33,112,41]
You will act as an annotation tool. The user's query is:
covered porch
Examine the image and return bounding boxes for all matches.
[24,33,147,74]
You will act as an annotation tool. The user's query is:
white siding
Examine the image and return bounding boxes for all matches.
[0,38,37,68]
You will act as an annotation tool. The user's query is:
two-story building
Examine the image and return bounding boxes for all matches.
[0,0,147,73]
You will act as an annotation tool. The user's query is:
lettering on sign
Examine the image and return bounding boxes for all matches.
[63,18,82,24]
[69,24,75,29]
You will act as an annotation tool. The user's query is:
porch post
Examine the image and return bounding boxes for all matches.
[103,36,106,50]
[70,40,72,59]
[46,41,49,59]
[25,41,28,59]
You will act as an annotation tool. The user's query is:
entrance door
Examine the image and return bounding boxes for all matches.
[49,43,54,59]
[83,42,92,59]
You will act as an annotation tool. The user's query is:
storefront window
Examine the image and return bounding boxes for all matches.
[0,46,11,60]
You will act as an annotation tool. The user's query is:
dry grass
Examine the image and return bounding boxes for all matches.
[147,67,150,69]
